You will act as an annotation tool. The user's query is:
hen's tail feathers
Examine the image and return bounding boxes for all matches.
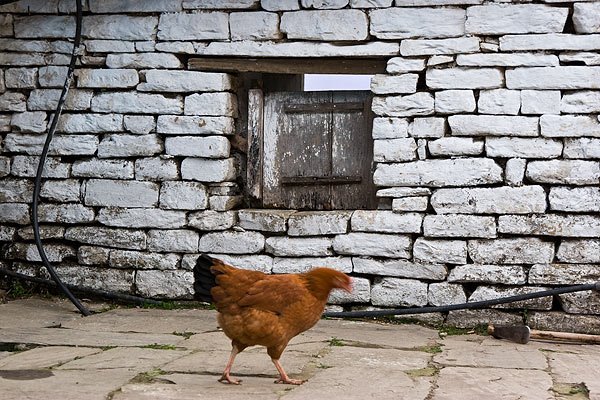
[193,254,217,302]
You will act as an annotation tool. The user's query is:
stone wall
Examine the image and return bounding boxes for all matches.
[1,0,599,330]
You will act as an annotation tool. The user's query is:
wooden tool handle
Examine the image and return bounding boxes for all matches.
[530,329,600,344]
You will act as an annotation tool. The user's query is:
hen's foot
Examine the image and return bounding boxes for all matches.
[274,377,305,385]
[218,374,242,385]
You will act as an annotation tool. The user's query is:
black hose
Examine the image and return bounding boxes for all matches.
[0,269,166,307]
[323,282,600,318]
[31,0,91,316]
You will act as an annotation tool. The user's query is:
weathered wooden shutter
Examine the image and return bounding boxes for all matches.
[261,90,376,210]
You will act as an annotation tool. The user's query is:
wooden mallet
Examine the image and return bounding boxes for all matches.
[488,324,600,345]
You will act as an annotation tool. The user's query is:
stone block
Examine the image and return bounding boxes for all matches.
[230,11,281,41]
[0,179,32,203]
[136,270,194,299]
[198,231,265,254]
[559,52,600,66]
[106,53,183,69]
[565,138,600,160]
[76,69,139,88]
[557,240,600,263]
[428,137,483,156]
[478,89,521,115]
[184,92,237,117]
[98,134,163,158]
[6,133,98,156]
[447,309,522,329]
[350,210,422,233]
[5,68,37,89]
[157,115,234,135]
[371,278,428,307]
[65,226,147,250]
[84,39,136,53]
[272,256,352,273]
[91,92,183,114]
[434,90,476,114]
[265,237,332,256]
[426,68,503,89]
[183,0,259,9]
[38,65,68,87]
[400,37,479,56]
[98,208,187,229]
[549,187,600,212]
[373,138,417,162]
[57,113,123,133]
[147,229,199,253]
[72,159,134,179]
[372,93,434,117]
[160,181,208,210]
[431,186,546,214]
[505,158,527,186]
[139,70,233,92]
[0,92,27,111]
[386,57,426,74]
[287,211,351,236]
[374,158,502,187]
[0,203,30,225]
[540,115,600,138]
[506,66,600,90]
[333,232,411,258]
[10,111,47,133]
[181,158,236,182]
[573,2,600,34]
[23,243,74,263]
[40,179,82,202]
[209,195,243,211]
[164,136,230,158]
[37,204,95,224]
[449,115,539,136]
[238,209,295,232]
[328,276,370,304]
[428,282,466,306]
[448,264,526,285]
[413,238,467,264]
[134,158,178,181]
[423,215,496,238]
[157,12,228,41]
[370,74,418,95]
[561,91,600,113]
[124,115,155,134]
[410,117,446,138]
[370,7,465,39]
[466,4,568,34]
[78,246,110,265]
[486,137,562,159]
[520,90,560,115]
[468,238,554,264]
[526,160,600,185]
[498,215,600,238]
[301,0,348,8]
[195,254,272,273]
[353,258,447,280]
[377,187,431,198]
[261,0,301,11]
[371,117,409,139]
[28,89,93,111]
[109,250,179,270]
[529,263,600,285]
[469,286,553,310]
[11,156,70,178]
[84,179,159,207]
[391,196,429,212]
[82,15,157,40]
[456,53,559,67]
[188,210,236,231]
[0,226,15,242]
[559,291,600,315]
[284,10,368,41]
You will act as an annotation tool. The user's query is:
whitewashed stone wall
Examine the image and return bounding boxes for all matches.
[1,0,599,331]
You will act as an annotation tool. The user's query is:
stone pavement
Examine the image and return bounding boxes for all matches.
[0,298,598,400]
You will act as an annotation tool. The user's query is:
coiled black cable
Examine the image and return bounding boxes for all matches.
[31,0,90,316]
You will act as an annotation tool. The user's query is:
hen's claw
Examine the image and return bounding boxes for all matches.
[274,377,305,385]
[218,374,242,385]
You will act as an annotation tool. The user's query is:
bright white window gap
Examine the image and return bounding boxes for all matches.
[304,74,373,91]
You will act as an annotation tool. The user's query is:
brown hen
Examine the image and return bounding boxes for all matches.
[194,254,352,385]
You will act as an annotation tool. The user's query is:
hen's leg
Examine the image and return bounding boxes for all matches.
[218,344,243,384]
[272,358,305,385]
